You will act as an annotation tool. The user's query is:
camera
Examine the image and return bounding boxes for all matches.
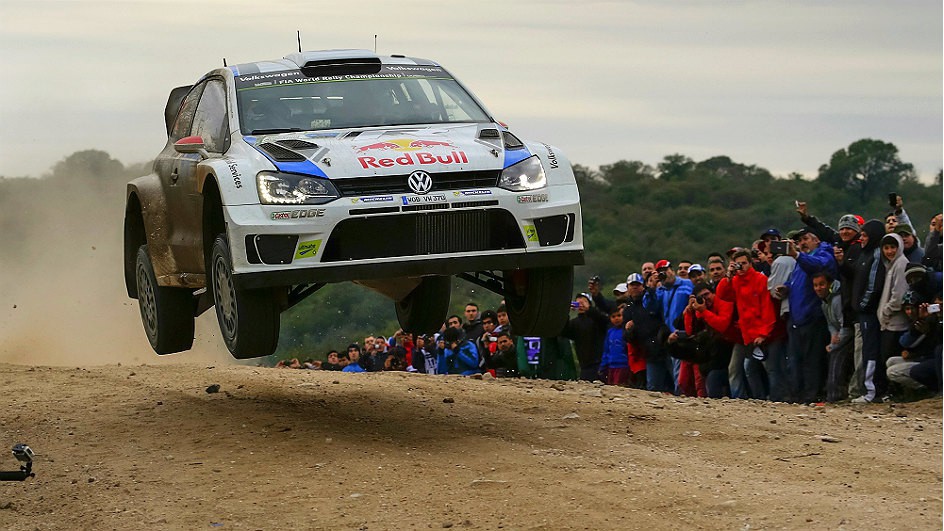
[888,192,898,208]
[928,304,941,314]
[12,444,33,464]
[657,271,667,281]
[695,295,704,305]
[570,301,580,309]
[732,262,742,271]
[769,241,788,256]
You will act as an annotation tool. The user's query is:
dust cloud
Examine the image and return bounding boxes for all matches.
[0,151,233,366]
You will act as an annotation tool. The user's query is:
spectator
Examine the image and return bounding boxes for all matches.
[655,259,694,394]
[796,204,864,401]
[445,315,462,330]
[342,345,368,373]
[322,350,343,371]
[812,272,852,402]
[759,228,782,243]
[688,264,706,285]
[612,283,629,305]
[766,244,795,402]
[886,291,942,393]
[600,307,630,386]
[784,228,838,403]
[411,334,439,374]
[587,275,615,314]
[562,292,609,381]
[750,240,771,276]
[706,257,727,291]
[641,261,656,280]
[875,233,911,389]
[895,224,925,264]
[730,249,778,400]
[486,331,519,377]
[463,303,484,340]
[476,310,500,369]
[852,219,889,404]
[677,260,693,280]
[496,304,512,334]
[622,273,666,391]
[438,327,480,376]
[922,213,942,272]
[682,282,738,398]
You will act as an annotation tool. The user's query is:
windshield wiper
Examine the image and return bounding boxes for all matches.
[250,128,305,135]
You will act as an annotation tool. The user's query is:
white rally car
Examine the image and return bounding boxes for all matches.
[124,49,584,359]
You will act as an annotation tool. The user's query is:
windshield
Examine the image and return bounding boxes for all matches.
[234,65,491,134]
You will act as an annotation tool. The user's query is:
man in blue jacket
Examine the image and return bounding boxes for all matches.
[655,259,693,394]
[785,228,838,403]
[438,327,481,376]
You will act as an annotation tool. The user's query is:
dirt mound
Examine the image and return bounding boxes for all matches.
[0,363,940,530]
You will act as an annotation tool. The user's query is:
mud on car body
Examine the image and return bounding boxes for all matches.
[124,49,584,359]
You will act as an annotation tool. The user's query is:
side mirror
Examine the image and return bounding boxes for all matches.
[174,136,210,159]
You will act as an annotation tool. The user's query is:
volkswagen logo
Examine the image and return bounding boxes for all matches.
[407,171,433,195]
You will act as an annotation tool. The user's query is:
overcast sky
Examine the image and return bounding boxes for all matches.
[1,0,941,182]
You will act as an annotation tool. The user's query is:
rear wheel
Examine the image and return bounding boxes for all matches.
[395,275,451,334]
[211,235,280,359]
[135,245,195,354]
[505,266,573,337]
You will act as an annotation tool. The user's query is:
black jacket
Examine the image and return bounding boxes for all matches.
[562,307,608,367]
[851,220,887,314]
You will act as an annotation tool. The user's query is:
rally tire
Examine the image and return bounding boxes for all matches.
[505,266,573,337]
[395,275,451,335]
[210,235,280,359]
[135,245,195,354]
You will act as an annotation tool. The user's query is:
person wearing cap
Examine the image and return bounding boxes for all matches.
[688,264,706,284]
[784,227,838,403]
[622,272,667,391]
[655,259,694,394]
[760,228,782,242]
[894,224,924,264]
[612,282,629,305]
[562,292,609,381]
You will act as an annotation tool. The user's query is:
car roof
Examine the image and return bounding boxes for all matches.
[228,49,440,77]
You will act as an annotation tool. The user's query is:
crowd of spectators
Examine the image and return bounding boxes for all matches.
[277,196,942,404]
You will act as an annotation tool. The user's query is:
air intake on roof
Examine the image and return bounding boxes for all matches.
[300,58,382,78]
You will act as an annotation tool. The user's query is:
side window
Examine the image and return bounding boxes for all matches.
[170,83,205,141]
[191,80,230,153]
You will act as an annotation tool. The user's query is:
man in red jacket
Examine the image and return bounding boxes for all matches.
[730,250,778,399]
[684,282,740,398]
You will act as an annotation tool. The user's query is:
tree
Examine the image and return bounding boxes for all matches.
[657,154,694,180]
[817,139,915,202]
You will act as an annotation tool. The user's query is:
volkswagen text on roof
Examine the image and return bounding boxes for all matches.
[124,49,584,359]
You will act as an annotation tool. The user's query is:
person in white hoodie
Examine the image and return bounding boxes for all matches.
[858,233,909,403]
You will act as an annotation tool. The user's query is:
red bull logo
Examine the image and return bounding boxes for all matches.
[355,138,456,153]
[358,151,469,169]
[355,137,466,169]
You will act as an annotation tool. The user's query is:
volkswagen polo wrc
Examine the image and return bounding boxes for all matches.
[124,49,584,359]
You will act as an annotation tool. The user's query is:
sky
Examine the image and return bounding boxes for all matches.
[1,0,941,182]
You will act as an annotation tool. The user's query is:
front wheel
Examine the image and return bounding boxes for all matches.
[211,235,280,359]
[395,275,451,335]
[504,266,573,337]
[135,245,195,354]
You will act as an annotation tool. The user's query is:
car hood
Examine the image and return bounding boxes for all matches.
[246,123,531,180]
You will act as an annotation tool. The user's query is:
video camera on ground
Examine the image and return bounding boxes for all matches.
[0,444,35,481]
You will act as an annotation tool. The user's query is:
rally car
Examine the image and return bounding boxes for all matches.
[124,49,584,359]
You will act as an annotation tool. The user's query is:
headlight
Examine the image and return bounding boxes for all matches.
[256,172,339,205]
[498,155,546,192]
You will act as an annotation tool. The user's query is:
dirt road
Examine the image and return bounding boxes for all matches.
[0,363,940,530]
